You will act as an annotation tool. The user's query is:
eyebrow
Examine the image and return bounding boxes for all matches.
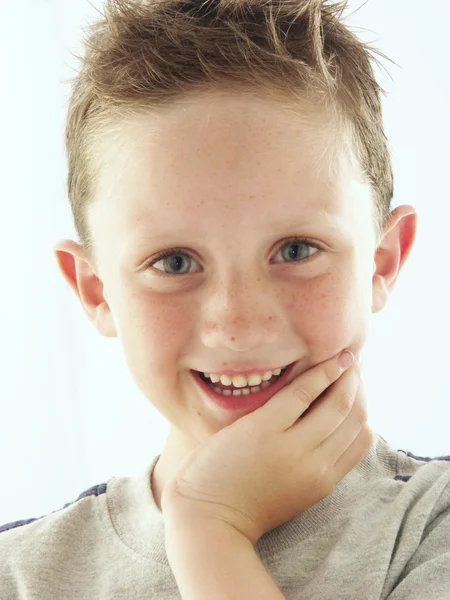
[270,213,341,231]
[133,212,342,241]
[263,214,350,242]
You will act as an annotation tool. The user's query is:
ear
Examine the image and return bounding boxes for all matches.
[53,239,118,338]
[372,205,418,314]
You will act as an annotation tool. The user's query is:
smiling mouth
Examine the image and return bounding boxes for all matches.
[197,366,289,395]
[190,361,298,412]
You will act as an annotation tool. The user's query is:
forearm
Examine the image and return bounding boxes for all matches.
[164,512,285,600]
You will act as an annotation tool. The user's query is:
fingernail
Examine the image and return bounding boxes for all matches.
[338,350,355,370]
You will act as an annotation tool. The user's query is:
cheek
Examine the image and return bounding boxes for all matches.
[286,271,365,350]
[117,292,192,373]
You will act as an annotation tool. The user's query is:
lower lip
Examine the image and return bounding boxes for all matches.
[191,362,296,413]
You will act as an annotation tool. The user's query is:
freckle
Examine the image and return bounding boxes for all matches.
[231,337,235,341]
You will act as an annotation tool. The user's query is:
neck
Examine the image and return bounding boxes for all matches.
[150,426,199,512]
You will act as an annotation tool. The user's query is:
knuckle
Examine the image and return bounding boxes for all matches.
[353,391,368,425]
[324,362,337,386]
[292,386,314,410]
[359,424,375,448]
[336,389,354,416]
[357,423,375,450]
[357,401,369,425]
[319,469,335,497]
[311,464,333,498]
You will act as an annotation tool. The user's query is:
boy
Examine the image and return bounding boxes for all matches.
[1,0,449,598]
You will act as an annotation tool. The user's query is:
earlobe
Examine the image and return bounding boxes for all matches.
[53,239,118,338]
[94,302,119,338]
[371,273,389,314]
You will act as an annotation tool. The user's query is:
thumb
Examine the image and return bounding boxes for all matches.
[250,350,356,431]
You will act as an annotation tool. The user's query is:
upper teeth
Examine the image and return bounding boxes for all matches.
[202,367,286,388]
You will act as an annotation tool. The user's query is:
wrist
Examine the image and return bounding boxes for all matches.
[164,503,252,553]
[163,506,283,600]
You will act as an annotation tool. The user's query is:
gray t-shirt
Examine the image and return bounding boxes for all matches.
[1,432,449,599]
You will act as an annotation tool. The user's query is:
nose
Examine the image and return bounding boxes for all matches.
[199,276,282,352]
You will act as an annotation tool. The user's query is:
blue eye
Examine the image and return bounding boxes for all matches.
[147,237,322,278]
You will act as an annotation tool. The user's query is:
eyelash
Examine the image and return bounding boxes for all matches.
[146,237,322,278]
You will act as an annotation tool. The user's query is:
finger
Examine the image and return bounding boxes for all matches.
[251,350,356,431]
[309,378,373,491]
[332,425,375,484]
[296,360,362,421]
[287,364,361,448]
[312,376,368,459]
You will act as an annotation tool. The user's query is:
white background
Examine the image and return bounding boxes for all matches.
[1,0,448,523]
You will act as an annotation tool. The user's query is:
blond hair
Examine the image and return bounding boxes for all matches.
[65,0,394,265]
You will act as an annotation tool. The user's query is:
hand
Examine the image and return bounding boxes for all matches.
[161,350,374,546]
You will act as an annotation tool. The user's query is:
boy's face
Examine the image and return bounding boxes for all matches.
[55,92,416,478]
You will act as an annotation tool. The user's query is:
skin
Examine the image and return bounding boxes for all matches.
[54,91,417,512]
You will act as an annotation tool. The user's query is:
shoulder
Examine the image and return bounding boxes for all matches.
[395,444,450,491]
[0,479,109,583]
[394,446,450,523]
[381,447,450,597]
[0,480,108,537]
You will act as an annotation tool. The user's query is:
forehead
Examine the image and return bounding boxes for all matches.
[89,92,369,247]
[97,91,349,181]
